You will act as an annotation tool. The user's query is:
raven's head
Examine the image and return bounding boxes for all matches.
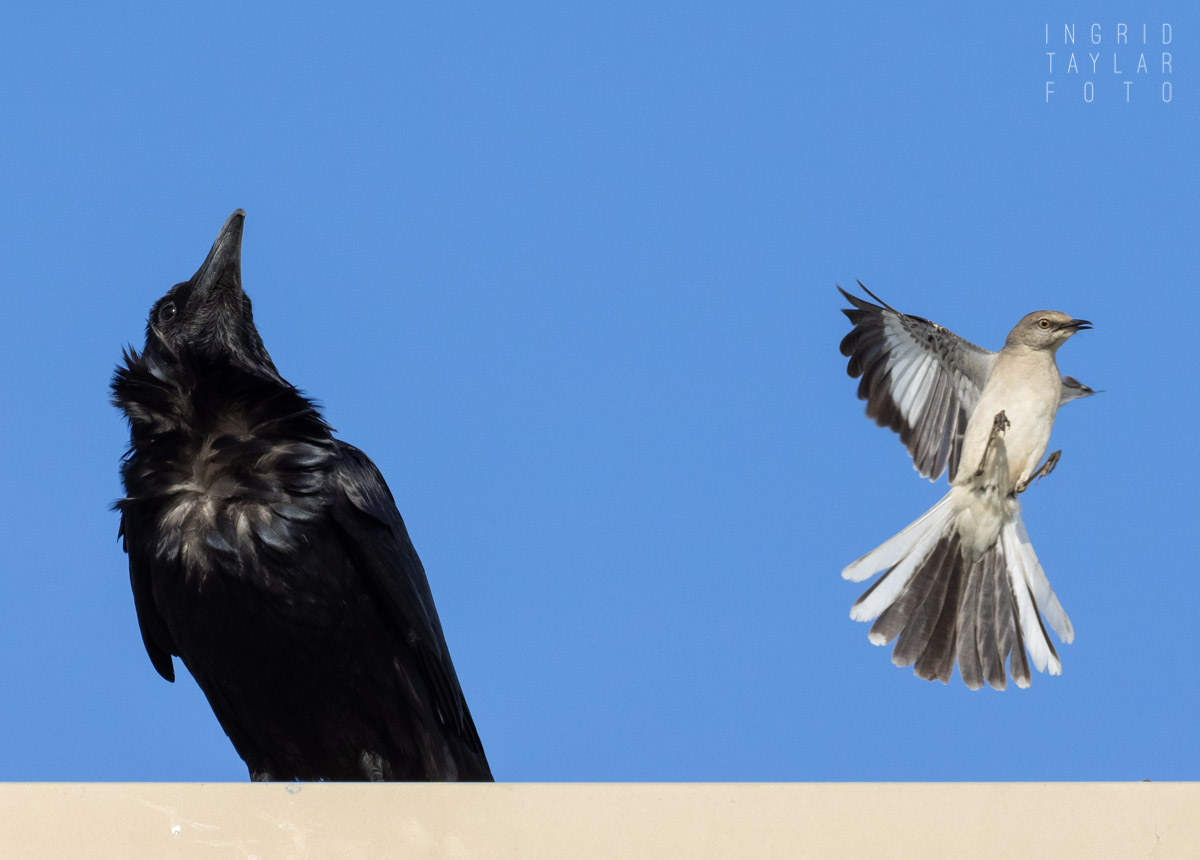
[143,210,282,383]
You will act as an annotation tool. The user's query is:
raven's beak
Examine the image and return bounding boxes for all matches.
[190,209,246,300]
[1060,318,1092,332]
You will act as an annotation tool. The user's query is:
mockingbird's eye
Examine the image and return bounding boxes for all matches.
[159,302,177,323]
[1038,318,1050,329]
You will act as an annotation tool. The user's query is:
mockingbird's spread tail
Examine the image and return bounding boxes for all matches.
[838,283,1093,689]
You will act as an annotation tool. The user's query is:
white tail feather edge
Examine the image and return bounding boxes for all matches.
[1001,520,1061,675]
[844,493,956,622]
[1012,517,1074,643]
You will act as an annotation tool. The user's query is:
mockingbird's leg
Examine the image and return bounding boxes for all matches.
[1018,449,1061,493]
[975,410,1010,477]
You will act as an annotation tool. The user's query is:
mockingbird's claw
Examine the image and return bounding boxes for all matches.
[1018,449,1062,493]
[1036,449,1061,483]
[976,411,1011,477]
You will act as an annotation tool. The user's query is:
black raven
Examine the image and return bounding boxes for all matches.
[112,210,492,781]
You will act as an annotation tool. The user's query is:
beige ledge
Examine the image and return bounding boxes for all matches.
[1,782,1195,858]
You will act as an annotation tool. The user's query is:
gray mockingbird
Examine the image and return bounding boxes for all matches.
[838,283,1093,690]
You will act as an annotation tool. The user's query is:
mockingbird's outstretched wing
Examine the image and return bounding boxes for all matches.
[1059,375,1095,406]
[839,283,996,483]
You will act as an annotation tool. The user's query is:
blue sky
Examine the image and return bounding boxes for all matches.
[0,3,1194,781]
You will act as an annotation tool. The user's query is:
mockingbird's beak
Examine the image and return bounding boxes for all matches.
[1059,318,1092,332]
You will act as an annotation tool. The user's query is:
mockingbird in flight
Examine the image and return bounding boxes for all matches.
[838,283,1093,690]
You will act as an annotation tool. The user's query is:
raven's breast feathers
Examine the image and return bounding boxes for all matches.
[114,348,337,582]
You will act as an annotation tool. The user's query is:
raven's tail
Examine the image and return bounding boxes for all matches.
[842,494,1073,690]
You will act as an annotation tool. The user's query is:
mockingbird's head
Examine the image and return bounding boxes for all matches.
[1005,310,1091,352]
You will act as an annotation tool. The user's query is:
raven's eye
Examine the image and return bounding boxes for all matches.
[159,302,177,323]
[1038,318,1050,329]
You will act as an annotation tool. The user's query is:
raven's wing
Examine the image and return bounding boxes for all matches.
[118,511,177,682]
[838,283,997,483]
[330,442,492,781]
